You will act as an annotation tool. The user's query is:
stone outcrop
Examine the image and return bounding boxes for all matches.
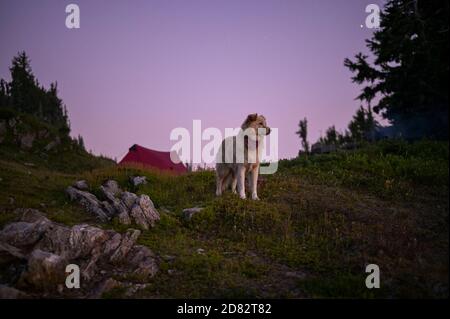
[182,207,204,220]
[66,179,160,229]
[130,176,147,187]
[0,209,158,298]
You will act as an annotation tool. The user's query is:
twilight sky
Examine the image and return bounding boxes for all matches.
[0,0,384,161]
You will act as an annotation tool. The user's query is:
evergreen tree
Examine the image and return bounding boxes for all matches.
[296,117,309,155]
[0,79,10,107]
[324,125,338,145]
[344,0,449,139]
[348,106,378,142]
[9,51,37,114]
[77,134,86,151]
[2,51,70,133]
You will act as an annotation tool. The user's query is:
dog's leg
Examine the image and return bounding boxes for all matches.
[215,172,223,196]
[231,174,238,194]
[221,171,233,193]
[237,166,246,199]
[251,166,260,200]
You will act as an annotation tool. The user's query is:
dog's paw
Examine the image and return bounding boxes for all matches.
[251,194,260,201]
[239,193,247,200]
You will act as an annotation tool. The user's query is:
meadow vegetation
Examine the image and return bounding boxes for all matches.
[1,135,447,298]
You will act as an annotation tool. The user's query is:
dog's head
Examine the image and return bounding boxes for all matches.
[241,113,271,140]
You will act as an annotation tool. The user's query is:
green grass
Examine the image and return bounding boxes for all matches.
[0,140,448,298]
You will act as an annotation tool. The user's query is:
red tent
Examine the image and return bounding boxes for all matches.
[119,144,187,174]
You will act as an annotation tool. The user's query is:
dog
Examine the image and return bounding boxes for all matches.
[215,113,271,200]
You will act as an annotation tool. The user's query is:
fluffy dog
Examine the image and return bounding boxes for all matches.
[215,113,271,200]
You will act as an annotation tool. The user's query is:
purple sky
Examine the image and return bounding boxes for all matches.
[0,0,384,161]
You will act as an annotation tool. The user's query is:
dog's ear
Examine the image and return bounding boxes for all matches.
[246,113,258,122]
[242,113,258,129]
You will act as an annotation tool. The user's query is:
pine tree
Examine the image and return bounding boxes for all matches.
[324,125,338,146]
[2,51,71,135]
[347,106,378,142]
[344,0,449,139]
[0,79,10,107]
[296,117,309,156]
[77,134,86,151]
[9,51,37,114]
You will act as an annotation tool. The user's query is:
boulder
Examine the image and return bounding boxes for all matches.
[137,195,159,227]
[44,139,60,152]
[131,176,147,187]
[67,180,159,229]
[101,180,121,197]
[0,242,26,264]
[0,284,28,299]
[121,191,138,209]
[109,229,141,263]
[18,249,66,292]
[130,205,149,230]
[129,195,160,230]
[66,186,110,222]
[0,209,159,298]
[73,180,89,191]
[182,207,204,220]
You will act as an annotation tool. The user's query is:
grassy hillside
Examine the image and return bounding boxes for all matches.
[0,107,115,173]
[0,138,448,298]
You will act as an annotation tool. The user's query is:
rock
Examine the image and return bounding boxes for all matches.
[0,219,51,248]
[196,248,205,255]
[20,132,36,149]
[131,176,147,187]
[65,224,110,259]
[110,199,130,221]
[17,208,47,222]
[124,282,149,297]
[66,186,110,222]
[18,249,66,292]
[67,180,159,229]
[129,195,160,230]
[127,245,158,279]
[89,278,123,298]
[118,210,131,225]
[137,195,160,227]
[130,205,149,230]
[102,201,116,217]
[110,229,141,263]
[0,242,26,264]
[182,207,204,220]
[73,180,89,190]
[44,140,59,152]
[162,255,176,262]
[0,210,158,298]
[121,191,138,210]
[0,284,28,299]
[101,180,121,197]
